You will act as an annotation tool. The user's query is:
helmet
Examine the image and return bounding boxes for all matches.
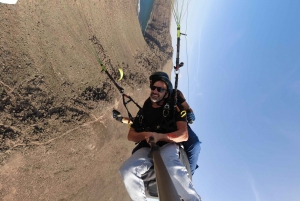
[150,72,173,95]
[149,71,170,88]
[149,71,169,81]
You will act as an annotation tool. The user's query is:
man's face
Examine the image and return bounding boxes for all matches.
[150,80,167,103]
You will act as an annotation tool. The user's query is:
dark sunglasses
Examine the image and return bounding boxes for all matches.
[150,85,166,92]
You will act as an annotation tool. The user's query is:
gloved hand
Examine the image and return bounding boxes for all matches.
[187,111,195,124]
[113,109,123,123]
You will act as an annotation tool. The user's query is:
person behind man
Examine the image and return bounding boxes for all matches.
[119,73,201,201]
[114,72,201,175]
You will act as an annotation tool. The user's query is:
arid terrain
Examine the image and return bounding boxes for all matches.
[0,0,173,200]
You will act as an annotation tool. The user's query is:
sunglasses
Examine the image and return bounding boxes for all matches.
[150,86,166,92]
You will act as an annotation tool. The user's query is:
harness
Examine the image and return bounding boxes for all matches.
[133,94,185,134]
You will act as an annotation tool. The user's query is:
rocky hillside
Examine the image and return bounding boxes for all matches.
[0,0,173,200]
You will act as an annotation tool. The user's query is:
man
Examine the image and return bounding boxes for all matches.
[114,72,201,175]
[119,73,201,201]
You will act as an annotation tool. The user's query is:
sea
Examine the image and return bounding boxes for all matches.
[138,0,155,35]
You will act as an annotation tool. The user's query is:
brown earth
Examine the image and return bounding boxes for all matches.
[0,0,173,200]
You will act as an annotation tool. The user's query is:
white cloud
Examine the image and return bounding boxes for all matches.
[246,171,261,201]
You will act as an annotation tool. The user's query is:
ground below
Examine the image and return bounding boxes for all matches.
[0,0,173,200]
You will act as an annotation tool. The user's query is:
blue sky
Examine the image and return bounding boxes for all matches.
[164,0,300,201]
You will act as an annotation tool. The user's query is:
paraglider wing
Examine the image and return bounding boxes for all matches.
[118,68,124,81]
[0,0,18,4]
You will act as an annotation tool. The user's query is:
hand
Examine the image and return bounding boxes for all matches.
[145,132,154,143]
[113,109,120,118]
[112,109,123,123]
[146,132,164,144]
[187,112,195,124]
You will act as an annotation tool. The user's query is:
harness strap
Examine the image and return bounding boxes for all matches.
[99,60,141,121]
[122,93,142,122]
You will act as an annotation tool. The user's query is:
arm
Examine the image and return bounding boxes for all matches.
[181,101,191,111]
[128,121,188,143]
[151,121,188,143]
[177,90,194,114]
[127,127,153,143]
[181,101,195,124]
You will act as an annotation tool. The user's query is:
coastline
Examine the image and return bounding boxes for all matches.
[138,0,156,34]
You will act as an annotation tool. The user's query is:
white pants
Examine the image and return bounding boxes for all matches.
[119,143,201,201]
